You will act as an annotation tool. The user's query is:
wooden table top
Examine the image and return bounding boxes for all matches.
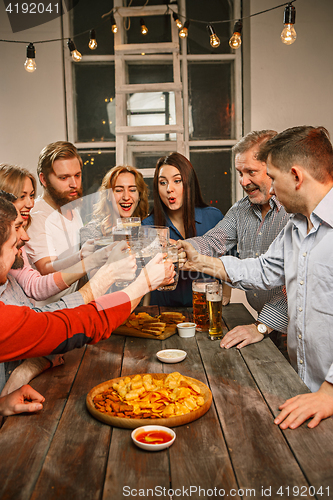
[0,303,332,500]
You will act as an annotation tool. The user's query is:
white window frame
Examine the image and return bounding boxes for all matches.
[63,0,242,205]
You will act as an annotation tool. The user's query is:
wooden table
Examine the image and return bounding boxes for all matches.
[0,304,333,500]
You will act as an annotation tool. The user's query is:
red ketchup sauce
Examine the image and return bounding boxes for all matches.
[135,430,173,444]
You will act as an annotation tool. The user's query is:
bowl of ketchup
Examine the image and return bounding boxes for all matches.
[131,425,176,451]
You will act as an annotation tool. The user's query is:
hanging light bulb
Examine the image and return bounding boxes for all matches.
[140,18,148,35]
[207,24,220,48]
[281,3,296,45]
[172,11,183,30]
[110,13,118,34]
[229,20,242,49]
[67,39,82,62]
[88,29,97,50]
[24,43,36,73]
[179,20,190,39]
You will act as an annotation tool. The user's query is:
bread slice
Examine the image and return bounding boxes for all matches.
[159,312,186,323]
[141,321,166,328]
[141,328,164,336]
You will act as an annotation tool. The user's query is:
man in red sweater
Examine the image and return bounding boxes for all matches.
[0,196,174,416]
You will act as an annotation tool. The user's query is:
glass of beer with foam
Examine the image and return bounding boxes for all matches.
[192,278,218,331]
[206,282,223,340]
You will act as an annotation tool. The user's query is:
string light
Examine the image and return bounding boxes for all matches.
[229,20,242,49]
[172,12,183,30]
[140,18,148,35]
[281,3,296,45]
[88,29,97,50]
[67,39,82,62]
[207,24,220,48]
[179,20,190,39]
[24,43,36,73]
[1,0,300,73]
[110,13,118,34]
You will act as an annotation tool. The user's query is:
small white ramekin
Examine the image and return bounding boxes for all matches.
[177,322,196,338]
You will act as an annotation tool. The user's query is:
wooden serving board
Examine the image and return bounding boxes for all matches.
[113,323,177,340]
[86,373,212,429]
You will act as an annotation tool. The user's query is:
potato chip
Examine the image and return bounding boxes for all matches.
[92,372,206,420]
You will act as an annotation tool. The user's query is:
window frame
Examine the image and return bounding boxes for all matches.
[63,0,242,206]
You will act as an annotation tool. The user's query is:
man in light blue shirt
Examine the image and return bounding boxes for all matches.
[179,126,333,430]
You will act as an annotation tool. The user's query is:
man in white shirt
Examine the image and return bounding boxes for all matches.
[26,141,84,305]
[179,126,333,429]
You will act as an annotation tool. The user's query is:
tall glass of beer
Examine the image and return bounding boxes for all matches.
[206,283,223,340]
[192,278,218,331]
[117,217,141,238]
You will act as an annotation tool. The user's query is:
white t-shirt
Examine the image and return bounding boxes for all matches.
[26,196,83,306]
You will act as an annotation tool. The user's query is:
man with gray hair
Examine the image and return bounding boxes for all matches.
[183,130,290,351]
[179,126,333,429]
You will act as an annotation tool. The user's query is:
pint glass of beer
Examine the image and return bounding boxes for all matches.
[206,283,223,340]
[116,217,141,238]
[192,278,218,331]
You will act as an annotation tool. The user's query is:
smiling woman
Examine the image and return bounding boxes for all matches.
[0,164,36,228]
[80,165,149,246]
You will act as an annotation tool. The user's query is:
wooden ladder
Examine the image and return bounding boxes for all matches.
[113,3,184,165]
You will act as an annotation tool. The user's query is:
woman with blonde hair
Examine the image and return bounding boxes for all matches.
[80,165,149,245]
[0,164,107,301]
[0,164,36,227]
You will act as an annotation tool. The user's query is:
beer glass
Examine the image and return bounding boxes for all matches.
[116,217,141,238]
[206,283,223,340]
[114,239,141,288]
[192,278,218,331]
[157,244,179,291]
[138,226,169,250]
[94,236,115,249]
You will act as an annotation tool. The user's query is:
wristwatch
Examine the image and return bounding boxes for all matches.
[254,321,269,338]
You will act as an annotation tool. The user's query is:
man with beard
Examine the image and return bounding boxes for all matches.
[181,130,290,352]
[25,141,84,305]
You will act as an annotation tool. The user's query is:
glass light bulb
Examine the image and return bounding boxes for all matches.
[281,24,297,45]
[112,24,118,34]
[179,27,188,38]
[210,34,220,48]
[71,49,82,62]
[229,32,242,49]
[88,38,97,50]
[141,24,148,35]
[24,58,36,73]
[176,19,183,29]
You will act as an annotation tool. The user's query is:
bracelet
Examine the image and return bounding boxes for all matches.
[143,267,152,292]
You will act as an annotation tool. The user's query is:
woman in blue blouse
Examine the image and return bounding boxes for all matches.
[142,152,223,307]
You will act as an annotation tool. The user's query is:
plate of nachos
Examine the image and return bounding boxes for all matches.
[86,372,212,429]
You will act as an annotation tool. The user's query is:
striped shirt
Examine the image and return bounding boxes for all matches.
[187,196,290,332]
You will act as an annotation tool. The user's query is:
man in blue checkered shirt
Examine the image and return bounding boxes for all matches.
[185,130,290,351]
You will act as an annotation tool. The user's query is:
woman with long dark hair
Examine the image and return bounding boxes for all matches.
[142,152,223,307]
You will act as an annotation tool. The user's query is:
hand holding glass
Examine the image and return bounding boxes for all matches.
[157,244,179,291]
